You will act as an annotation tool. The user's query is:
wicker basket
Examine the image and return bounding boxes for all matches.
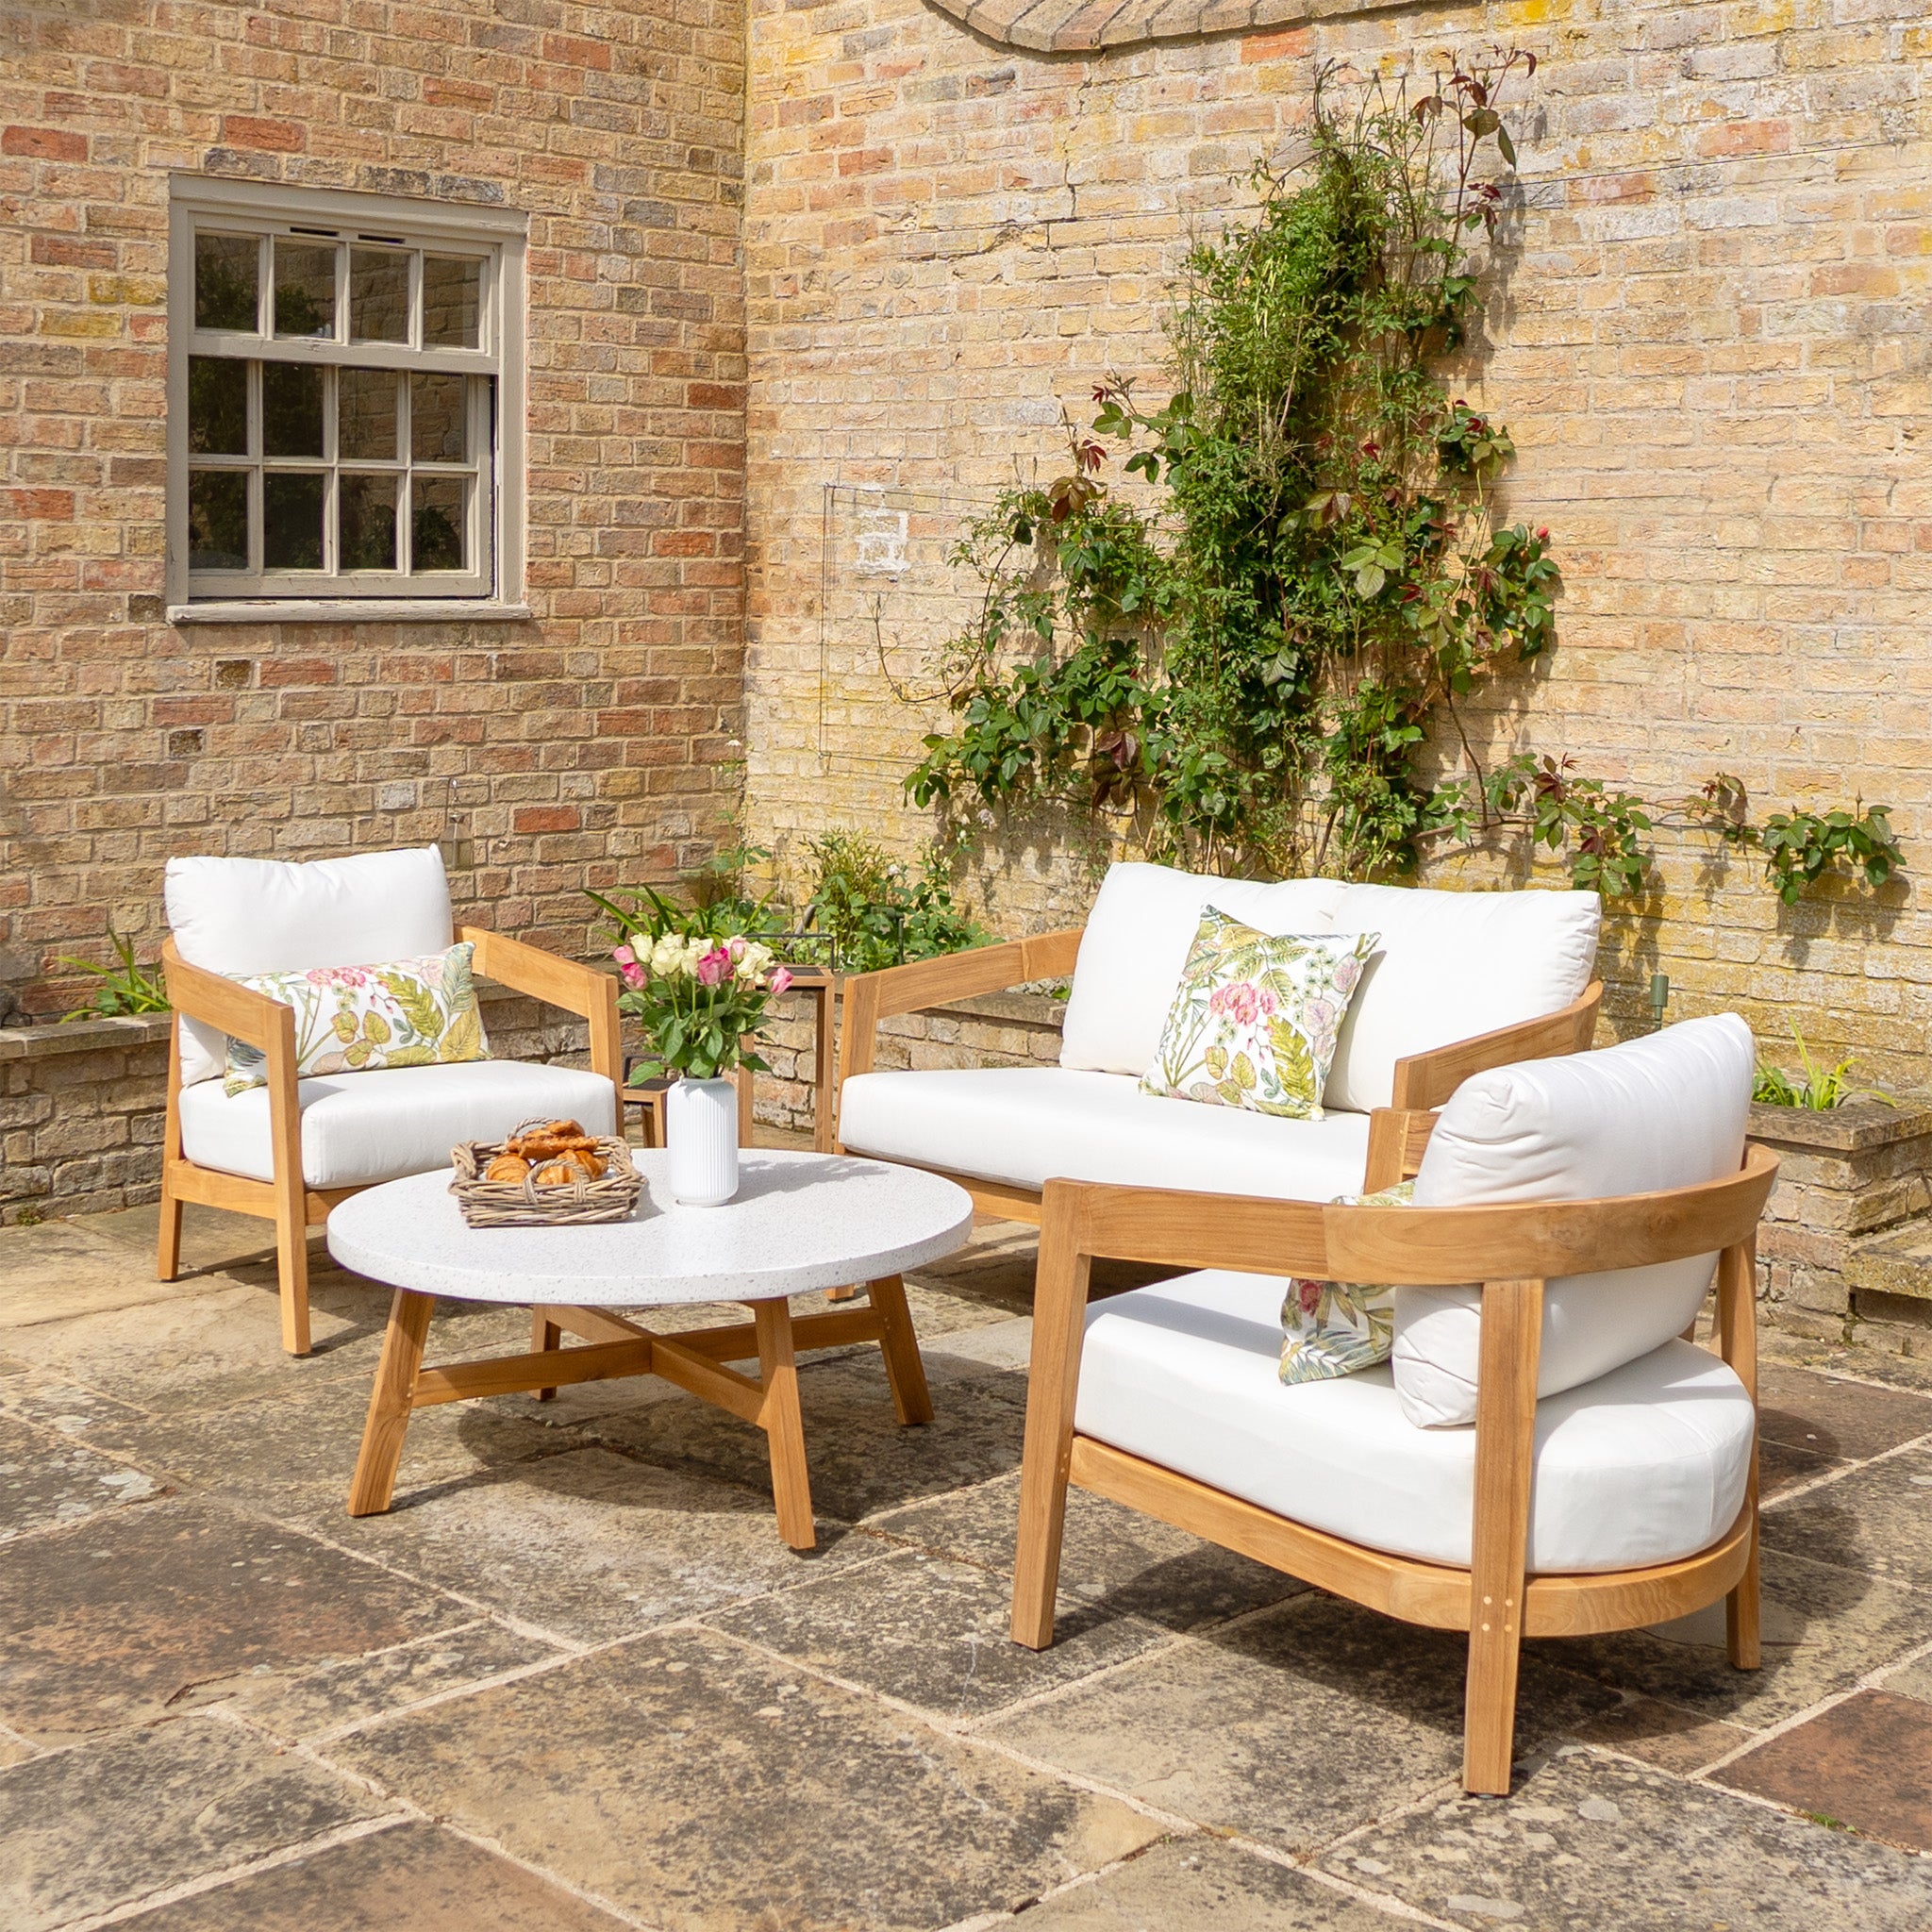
[448,1122,644,1228]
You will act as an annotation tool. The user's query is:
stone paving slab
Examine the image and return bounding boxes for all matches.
[874,1468,1307,1633]
[708,1546,1168,1720]
[1760,1438,1932,1591]
[1541,1545,1932,1726]
[330,1443,885,1646]
[983,1591,1616,1856]
[0,1496,468,1744]
[1756,1362,1932,1462]
[120,1820,636,1931]
[327,1624,1164,1932]
[1713,1689,1932,1851]
[0,1221,215,1330]
[1002,1835,1407,1928]
[1319,1750,1932,1930]
[0,1712,390,1931]
[0,1411,166,1541]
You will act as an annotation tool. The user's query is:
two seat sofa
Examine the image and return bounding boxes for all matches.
[836,862,1606,1209]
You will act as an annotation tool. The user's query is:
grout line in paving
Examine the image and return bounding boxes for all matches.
[1759,1423,1932,1513]
[436,1818,670,1932]
[57,1812,416,1932]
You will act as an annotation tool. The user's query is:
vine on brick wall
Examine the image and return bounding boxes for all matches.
[907,54,1904,907]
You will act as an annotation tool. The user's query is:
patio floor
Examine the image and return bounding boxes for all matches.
[3,1184,1932,1930]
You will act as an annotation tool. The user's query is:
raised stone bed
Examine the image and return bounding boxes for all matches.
[1750,1099,1932,1351]
[0,988,599,1227]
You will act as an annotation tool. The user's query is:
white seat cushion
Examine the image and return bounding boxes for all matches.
[1393,1014,1757,1428]
[1320,880,1601,1112]
[1059,863,1348,1077]
[166,846,455,1086]
[179,1059,617,1190]
[1075,1269,1753,1573]
[837,1067,1369,1202]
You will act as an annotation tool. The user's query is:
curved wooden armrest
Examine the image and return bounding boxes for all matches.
[458,926,623,1090]
[159,938,291,1051]
[837,926,1083,1084]
[1389,980,1603,1114]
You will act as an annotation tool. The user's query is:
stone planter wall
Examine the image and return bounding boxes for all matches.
[1751,1100,1932,1352]
[0,988,598,1227]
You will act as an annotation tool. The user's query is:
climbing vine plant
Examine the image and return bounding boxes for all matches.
[907,54,1903,905]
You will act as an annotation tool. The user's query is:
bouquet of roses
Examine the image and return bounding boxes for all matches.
[612,933,793,1083]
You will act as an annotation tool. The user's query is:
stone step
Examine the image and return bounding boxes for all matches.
[1847,1217,1932,1306]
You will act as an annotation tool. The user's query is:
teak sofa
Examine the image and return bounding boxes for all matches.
[836,863,1605,1211]
[1009,1017,1777,1793]
[158,846,622,1356]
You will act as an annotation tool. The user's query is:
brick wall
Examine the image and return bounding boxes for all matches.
[739,0,1932,1078]
[0,0,747,1015]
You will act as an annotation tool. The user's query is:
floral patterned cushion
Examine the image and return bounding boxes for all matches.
[1279,1180,1413,1383]
[223,941,489,1095]
[1138,908,1378,1122]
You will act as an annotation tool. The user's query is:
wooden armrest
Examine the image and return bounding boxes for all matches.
[837,926,1083,1085]
[1389,980,1603,1114]
[159,939,291,1050]
[1041,1177,1333,1281]
[459,926,621,1090]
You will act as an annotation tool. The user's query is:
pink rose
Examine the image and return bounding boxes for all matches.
[695,945,732,987]
[619,960,645,989]
[770,966,793,996]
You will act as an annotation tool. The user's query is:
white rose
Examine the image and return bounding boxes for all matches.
[650,936,685,978]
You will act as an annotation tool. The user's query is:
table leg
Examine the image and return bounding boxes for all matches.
[531,1308,561,1402]
[812,979,837,1154]
[866,1274,934,1426]
[755,1299,816,1551]
[348,1290,435,1516]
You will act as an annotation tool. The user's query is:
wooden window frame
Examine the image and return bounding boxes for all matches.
[165,176,528,624]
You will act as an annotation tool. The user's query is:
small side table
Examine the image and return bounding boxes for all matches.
[327,1150,971,1549]
[625,964,839,1154]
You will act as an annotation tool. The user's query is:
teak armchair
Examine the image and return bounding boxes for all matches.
[1009,1144,1779,1794]
[835,924,1604,1215]
[159,925,621,1357]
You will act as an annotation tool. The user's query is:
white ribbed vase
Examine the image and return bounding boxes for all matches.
[665,1075,740,1207]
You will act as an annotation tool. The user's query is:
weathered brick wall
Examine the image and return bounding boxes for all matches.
[739,0,1932,1076]
[1,0,747,1015]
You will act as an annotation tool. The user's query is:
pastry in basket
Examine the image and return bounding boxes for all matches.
[484,1154,531,1183]
[508,1118,603,1161]
[531,1158,589,1187]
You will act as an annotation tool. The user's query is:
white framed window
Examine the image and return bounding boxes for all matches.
[166,177,527,623]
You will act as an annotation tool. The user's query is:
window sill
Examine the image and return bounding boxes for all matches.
[168,599,534,625]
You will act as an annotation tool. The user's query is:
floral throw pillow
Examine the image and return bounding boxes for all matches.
[1138,908,1378,1121]
[1279,1180,1414,1384]
[223,941,489,1095]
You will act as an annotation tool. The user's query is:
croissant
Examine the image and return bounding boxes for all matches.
[531,1159,585,1188]
[484,1154,531,1183]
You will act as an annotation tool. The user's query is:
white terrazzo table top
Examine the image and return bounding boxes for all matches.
[325,1149,975,1306]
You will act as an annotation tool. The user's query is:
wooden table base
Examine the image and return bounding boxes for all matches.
[346,1275,933,1551]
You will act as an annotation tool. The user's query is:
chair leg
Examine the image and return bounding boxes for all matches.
[532,1309,561,1402]
[1011,1206,1093,1651]
[156,1180,184,1283]
[274,1193,311,1357]
[1462,1276,1543,1797]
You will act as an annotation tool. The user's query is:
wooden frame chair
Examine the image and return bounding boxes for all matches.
[158,928,622,1357]
[834,924,1603,1218]
[1010,1142,1779,1794]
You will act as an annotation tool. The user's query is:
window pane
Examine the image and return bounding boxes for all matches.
[350,247,409,343]
[421,255,480,347]
[189,472,249,571]
[273,240,336,340]
[340,474,398,571]
[338,368,398,461]
[411,476,466,572]
[410,373,467,462]
[188,357,248,456]
[263,473,325,570]
[262,361,325,458]
[195,234,258,332]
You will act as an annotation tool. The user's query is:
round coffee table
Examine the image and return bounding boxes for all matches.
[327,1149,974,1548]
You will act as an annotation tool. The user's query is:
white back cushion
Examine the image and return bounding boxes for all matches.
[166,847,454,1085]
[1321,882,1601,1112]
[1391,1014,1756,1428]
[1059,862,1347,1076]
